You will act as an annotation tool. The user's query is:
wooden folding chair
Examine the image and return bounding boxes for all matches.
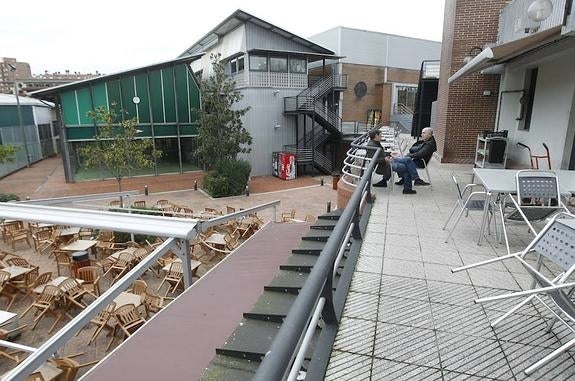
[106,253,134,284]
[129,279,148,296]
[0,270,19,310]
[281,209,296,222]
[76,266,101,298]
[21,285,64,332]
[54,250,72,276]
[0,324,28,363]
[107,304,146,351]
[48,353,100,381]
[158,261,184,296]
[87,302,116,345]
[140,287,174,318]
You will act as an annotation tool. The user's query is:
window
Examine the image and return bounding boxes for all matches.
[289,58,306,73]
[270,57,288,73]
[230,56,245,74]
[249,55,268,72]
[519,68,538,131]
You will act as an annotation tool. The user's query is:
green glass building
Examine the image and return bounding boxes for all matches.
[30,55,201,182]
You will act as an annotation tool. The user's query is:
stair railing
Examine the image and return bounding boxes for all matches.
[252,132,378,381]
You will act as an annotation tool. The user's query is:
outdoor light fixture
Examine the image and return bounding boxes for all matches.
[463,46,483,64]
[527,0,553,22]
[273,90,280,96]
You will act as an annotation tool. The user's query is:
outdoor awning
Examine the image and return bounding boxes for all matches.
[448,26,563,84]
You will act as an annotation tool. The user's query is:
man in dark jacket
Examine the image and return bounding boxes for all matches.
[366,129,415,194]
[395,127,436,186]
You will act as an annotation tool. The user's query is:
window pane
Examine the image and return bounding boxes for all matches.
[238,57,245,71]
[270,57,287,72]
[231,60,237,73]
[250,55,268,72]
[289,58,306,73]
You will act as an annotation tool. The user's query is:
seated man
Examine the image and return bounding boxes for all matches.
[395,127,437,186]
[366,129,416,194]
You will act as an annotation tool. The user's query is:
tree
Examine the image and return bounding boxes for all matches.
[79,106,161,191]
[0,145,17,164]
[195,53,252,168]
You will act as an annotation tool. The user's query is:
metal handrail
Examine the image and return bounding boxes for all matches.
[252,132,380,381]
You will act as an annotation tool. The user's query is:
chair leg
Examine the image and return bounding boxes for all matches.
[444,205,467,243]
[442,201,460,230]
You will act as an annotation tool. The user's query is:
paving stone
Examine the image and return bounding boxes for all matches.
[501,341,575,380]
[325,350,372,381]
[356,256,384,274]
[371,358,442,381]
[468,267,522,290]
[332,317,377,356]
[342,291,379,321]
[436,331,513,379]
[384,246,422,262]
[374,322,440,367]
[350,271,381,295]
[431,302,495,339]
[427,280,477,307]
[360,243,386,258]
[380,275,429,301]
[424,262,472,285]
[382,258,425,278]
[378,296,434,329]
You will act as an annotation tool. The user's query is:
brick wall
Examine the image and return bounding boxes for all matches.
[435,0,508,163]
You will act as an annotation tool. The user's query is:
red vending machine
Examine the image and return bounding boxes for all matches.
[277,152,296,180]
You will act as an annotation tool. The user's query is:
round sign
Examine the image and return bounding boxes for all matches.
[132,96,141,104]
[354,81,367,98]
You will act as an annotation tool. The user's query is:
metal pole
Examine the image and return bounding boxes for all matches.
[14,82,31,167]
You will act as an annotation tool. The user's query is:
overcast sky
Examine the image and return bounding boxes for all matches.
[1,0,445,75]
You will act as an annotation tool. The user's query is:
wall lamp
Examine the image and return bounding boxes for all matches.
[463,46,484,64]
[527,0,553,22]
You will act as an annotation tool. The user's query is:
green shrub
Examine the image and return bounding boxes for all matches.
[114,231,157,244]
[203,159,251,197]
[0,194,20,202]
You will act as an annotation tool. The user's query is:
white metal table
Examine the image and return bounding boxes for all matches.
[473,168,575,249]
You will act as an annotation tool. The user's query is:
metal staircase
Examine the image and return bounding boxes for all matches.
[390,103,414,133]
[283,74,347,174]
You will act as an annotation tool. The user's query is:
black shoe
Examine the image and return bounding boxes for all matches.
[414,179,430,186]
[395,178,404,185]
[373,180,387,188]
[402,189,417,194]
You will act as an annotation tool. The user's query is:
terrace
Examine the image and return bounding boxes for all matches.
[1,141,575,380]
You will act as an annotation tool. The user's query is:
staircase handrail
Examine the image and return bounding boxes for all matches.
[313,102,342,133]
[392,103,414,115]
[299,74,347,98]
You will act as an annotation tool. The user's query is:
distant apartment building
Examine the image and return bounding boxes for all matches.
[0,57,100,95]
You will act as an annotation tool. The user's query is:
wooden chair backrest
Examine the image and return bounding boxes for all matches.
[132,200,146,208]
[156,199,170,206]
[31,272,53,288]
[36,285,61,304]
[115,253,134,267]
[167,262,183,277]
[6,257,31,267]
[54,251,71,264]
[131,279,148,295]
[34,229,52,241]
[98,231,114,242]
[58,278,82,295]
[76,267,99,283]
[114,304,142,326]
[0,270,10,284]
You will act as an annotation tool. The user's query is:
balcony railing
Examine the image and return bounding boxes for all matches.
[498,0,568,44]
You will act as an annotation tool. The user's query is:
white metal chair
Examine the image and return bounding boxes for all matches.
[499,170,570,253]
[443,173,494,242]
[452,212,575,375]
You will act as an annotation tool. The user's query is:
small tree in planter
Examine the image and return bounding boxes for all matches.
[196,54,252,197]
[0,145,17,164]
[79,106,162,192]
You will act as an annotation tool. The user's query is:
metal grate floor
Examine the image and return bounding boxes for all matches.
[326,163,575,380]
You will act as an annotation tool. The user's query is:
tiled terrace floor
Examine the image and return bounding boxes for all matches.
[326,159,575,380]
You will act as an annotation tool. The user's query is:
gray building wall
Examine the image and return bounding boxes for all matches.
[235,88,299,176]
[310,27,441,70]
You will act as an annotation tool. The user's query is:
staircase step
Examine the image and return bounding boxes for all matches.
[292,240,327,255]
[318,210,343,220]
[216,318,282,361]
[201,354,259,381]
[302,229,333,242]
[244,290,297,323]
[310,218,338,231]
[280,253,347,273]
[264,269,309,294]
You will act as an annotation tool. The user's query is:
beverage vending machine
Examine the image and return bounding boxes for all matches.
[272,152,296,180]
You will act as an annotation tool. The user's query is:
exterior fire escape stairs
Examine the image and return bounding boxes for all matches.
[283,74,347,174]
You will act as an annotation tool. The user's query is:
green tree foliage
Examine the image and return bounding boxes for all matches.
[0,145,17,164]
[79,106,161,191]
[195,54,252,167]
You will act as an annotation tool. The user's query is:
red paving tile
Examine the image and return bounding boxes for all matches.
[0,156,322,199]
